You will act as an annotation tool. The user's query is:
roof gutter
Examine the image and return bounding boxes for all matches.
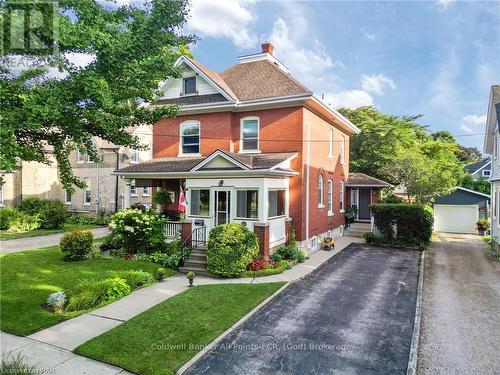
[112,169,299,179]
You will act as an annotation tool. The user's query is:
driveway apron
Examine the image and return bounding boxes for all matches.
[186,243,421,375]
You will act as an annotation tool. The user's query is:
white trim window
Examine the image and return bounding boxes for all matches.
[180,121,200,155]
[130,149,139,163]
[142,187,151,196]
[340,181,345,212]
[64,190,72,205]
[236,190,259,219]
[318,174,324,208]
[83,189,91,205]
[190,189,210,217]
[77,148,89,163]
[340,135,346,165]
[327,180,333,215]
[328,128,334,158]
[268,189,286,218]
[182,76,197,95]
[240,117,259,152]
[482,169,491,178]
[131,184,137,197]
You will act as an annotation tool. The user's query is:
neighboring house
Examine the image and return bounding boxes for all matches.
[0,149,65,207]
[483,85,500,248]
[465,159,491,180]
[346,173,391,220]
[116,42,369,254]
[67,125,153,214]
[433,187,489,234]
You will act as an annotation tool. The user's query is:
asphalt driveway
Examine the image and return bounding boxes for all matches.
[186,243,421,375]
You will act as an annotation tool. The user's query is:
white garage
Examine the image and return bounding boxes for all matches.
[433,187,489,234]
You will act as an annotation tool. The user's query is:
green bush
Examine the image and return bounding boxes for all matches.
[60,230,94,261]
[269,252,283,262]
[109,209,166,254]
[242,260,289,277]
[9,211,40,232]
[67,214,110,226]
[207,223,259,277]
[276,244,299,260]
[39,200,67,229]
[66,277,131,312]
[379,194,404,204]
[370,204,434,249]
[1,353,38,375]
[0,207,19,230]
[113,270,154,289]
[16,197,46,216]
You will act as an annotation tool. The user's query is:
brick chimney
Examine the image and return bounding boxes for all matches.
[261,42,274,54]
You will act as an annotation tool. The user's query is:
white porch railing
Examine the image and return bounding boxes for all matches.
[165,221,182,239]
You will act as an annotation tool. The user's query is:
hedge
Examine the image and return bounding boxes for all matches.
[241,260,290,278]
[370,204,433,249]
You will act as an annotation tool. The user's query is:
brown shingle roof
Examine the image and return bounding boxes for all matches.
[219,60,312,101]
[185,57,238,100]
[347,173,391,187]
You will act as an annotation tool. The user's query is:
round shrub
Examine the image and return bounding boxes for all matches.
[60,230,94,261]
[109,209,166,254]
[0,207,19,230]
[39,200,67,229]
[207,223,259,277]
[16,197,46,216]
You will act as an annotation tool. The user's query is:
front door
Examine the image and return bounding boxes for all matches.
[214,190,231,226]
[358,188,371,220]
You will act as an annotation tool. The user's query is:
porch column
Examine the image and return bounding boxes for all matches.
[124,179,132,209]
[253,222,270,260]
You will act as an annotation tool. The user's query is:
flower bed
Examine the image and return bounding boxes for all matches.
[242,260,290,278]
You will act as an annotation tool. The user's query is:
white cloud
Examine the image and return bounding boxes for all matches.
[323,90,374,109]
[361,28,376,41]
[436,0,456,10]
[460,114,486,134]
[361,74,396,95]
[187,0,257,49]
[460,125,474,134]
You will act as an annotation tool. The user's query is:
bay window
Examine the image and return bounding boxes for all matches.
[268,189,285,218]
[180,121,200,155]
[236,190,259,219]
[190,189,210,216]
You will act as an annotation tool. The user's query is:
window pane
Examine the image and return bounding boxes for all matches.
[181,123,200,154]
[182,144,199,154]
[242,120,259,151]
[242,138,258,151]
[191,189,209,216]
[268,190,285,218]
[184,77,196,94]
[182,124,199,135]
[237,190,258,218]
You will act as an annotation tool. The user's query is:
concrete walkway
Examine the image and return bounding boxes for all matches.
[2,235,361,374]
[417,233,500,375]
[0,227,109,254]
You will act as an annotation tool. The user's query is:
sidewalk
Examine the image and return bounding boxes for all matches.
[3,235,361,374]
[0,227,110,254]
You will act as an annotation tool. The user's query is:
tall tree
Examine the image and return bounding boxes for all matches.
[1,0,194,191]
[432,131,482,163]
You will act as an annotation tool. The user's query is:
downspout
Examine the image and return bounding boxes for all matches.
[305,121,311,249]
[95,160,100,214]
[114,150,120,212]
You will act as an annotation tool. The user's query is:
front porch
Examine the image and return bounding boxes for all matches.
[346,173,391,222]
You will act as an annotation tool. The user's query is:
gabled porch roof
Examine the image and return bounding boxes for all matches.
[114,150,298,179]
[346,173,391,188]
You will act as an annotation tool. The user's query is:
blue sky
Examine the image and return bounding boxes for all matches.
[185,0,500,150]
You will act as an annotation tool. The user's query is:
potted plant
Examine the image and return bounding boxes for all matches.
[153,191,173,211]
[346,206,357,223]
[156,267,166,282]
[187,271,195,287]
[476,219,490,236]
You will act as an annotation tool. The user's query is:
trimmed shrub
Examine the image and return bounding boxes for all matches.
[207,223,259,277]
[60,230,94,261]
[16,197,46,216]
[269,252,283,262]
[275,244,299,260]
[66,277,131,312]
[0,207,19,230]
[39,200,67,229]
[242,260,289,278]
[67,214,110,226]
[113,270,154,289]
[371,204,433,249]
[109,209,166,254]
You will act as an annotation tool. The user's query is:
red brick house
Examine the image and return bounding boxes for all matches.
[116,43,385,255]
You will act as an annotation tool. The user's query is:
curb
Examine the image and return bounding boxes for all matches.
[407,250,425,375]
[176,281,292,375]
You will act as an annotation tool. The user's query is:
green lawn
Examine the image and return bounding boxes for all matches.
[0,224,101,240]
[75,283,285,375]
[0,245,174,335]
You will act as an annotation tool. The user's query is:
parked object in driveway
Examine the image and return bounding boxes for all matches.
[476,219,490,236]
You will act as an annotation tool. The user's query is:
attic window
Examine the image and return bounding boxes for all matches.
[183,76,196,95]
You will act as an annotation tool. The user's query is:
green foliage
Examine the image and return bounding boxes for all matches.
[60,230,94,261]
[1,1,193,190]
[68,214,110,226]
[153,190,173,205]
[241,260,289,277]
[207,224,259,277]
[276,244,300,260]
[476,219,490,231]
[186,271,195,280]
[66,277,131,312]
[150,251,182,269]
[432,131,482,163]
[16,197,46,216]
[1,353,38,375]
[113,270,154,289]
[297,251,307,262]
[9,212,40,232]
[46,291,66,312]
[38,200,67,229]
[339,107,463,204]
[269,252,283,262]
[155,268,166,280]
[379,194,404,204]
[370,204,434,249]
[109,209,166,254]
[0,207,19,230]
[459,174,491,194]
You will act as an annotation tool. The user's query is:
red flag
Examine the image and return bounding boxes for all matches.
[178,186,187,213]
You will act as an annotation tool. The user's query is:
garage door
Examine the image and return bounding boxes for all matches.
[434,205,478,234]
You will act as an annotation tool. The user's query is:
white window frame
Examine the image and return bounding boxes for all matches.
[83,189,91,205]
[130,149,139,163]
[130,184,138,197]
[77,148,87,163]
[318,174,324,208]
[179,120,201,156]
[235,189,259,220]
[328,128,334,158]
[182,75,197,96]
[340,181,345,212]
[482,169,491,178]
[267,189,286,219]
[327,180,333,215]
[142,186,151,196]
[240,116,260,153]
[340,135,346,165]
[64,190,72,205]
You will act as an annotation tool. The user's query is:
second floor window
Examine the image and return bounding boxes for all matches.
[181,121,200,155]
[340,135,346,165]
[77,148,89,163]
[241,117,259,152]
[327,180,333,215]
[183,76,196,95]
[130,149,139,163]
[340,181,345,212]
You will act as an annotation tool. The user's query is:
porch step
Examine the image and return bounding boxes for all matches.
[189,253,207,262]
[184,258,207,268]
[345,223,371,238]
[178,265,212,277]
